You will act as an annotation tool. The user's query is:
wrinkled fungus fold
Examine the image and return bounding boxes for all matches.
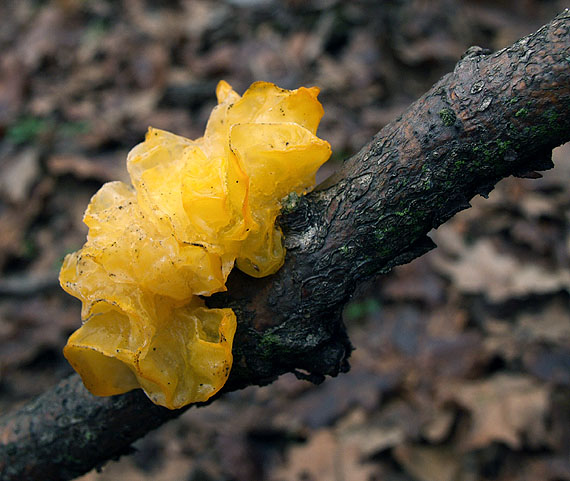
[60,80,331,408]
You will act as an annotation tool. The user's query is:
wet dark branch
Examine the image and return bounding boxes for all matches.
[1,10,569,481]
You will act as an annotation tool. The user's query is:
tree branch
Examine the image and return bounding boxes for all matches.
[1,10,569,481]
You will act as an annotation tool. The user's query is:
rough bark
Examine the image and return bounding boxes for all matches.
[1,10,569,481]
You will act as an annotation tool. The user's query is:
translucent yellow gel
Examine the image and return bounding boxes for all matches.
[60,81,331,409]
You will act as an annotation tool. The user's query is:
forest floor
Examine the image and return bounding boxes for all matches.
[0,1,569,480]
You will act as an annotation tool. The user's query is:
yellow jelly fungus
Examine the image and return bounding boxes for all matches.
[60,80,331,409]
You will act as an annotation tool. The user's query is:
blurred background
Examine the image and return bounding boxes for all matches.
[1,1,569,480]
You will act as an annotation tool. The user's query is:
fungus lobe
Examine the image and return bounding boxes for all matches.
[60,81,331,408]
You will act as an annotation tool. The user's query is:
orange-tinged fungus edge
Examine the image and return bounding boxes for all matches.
[60,80,331,409]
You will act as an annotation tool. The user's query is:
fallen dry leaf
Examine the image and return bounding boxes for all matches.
[483,299,570,374]
[337,407,407,458]
[47,152,129,183]
[271,430,338,481]
[432,239,570,302]
[272,429,376,481]
[515,300,570,345]
[393,444,461,481]
[439,374,550,450]
[0,148,40,203]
